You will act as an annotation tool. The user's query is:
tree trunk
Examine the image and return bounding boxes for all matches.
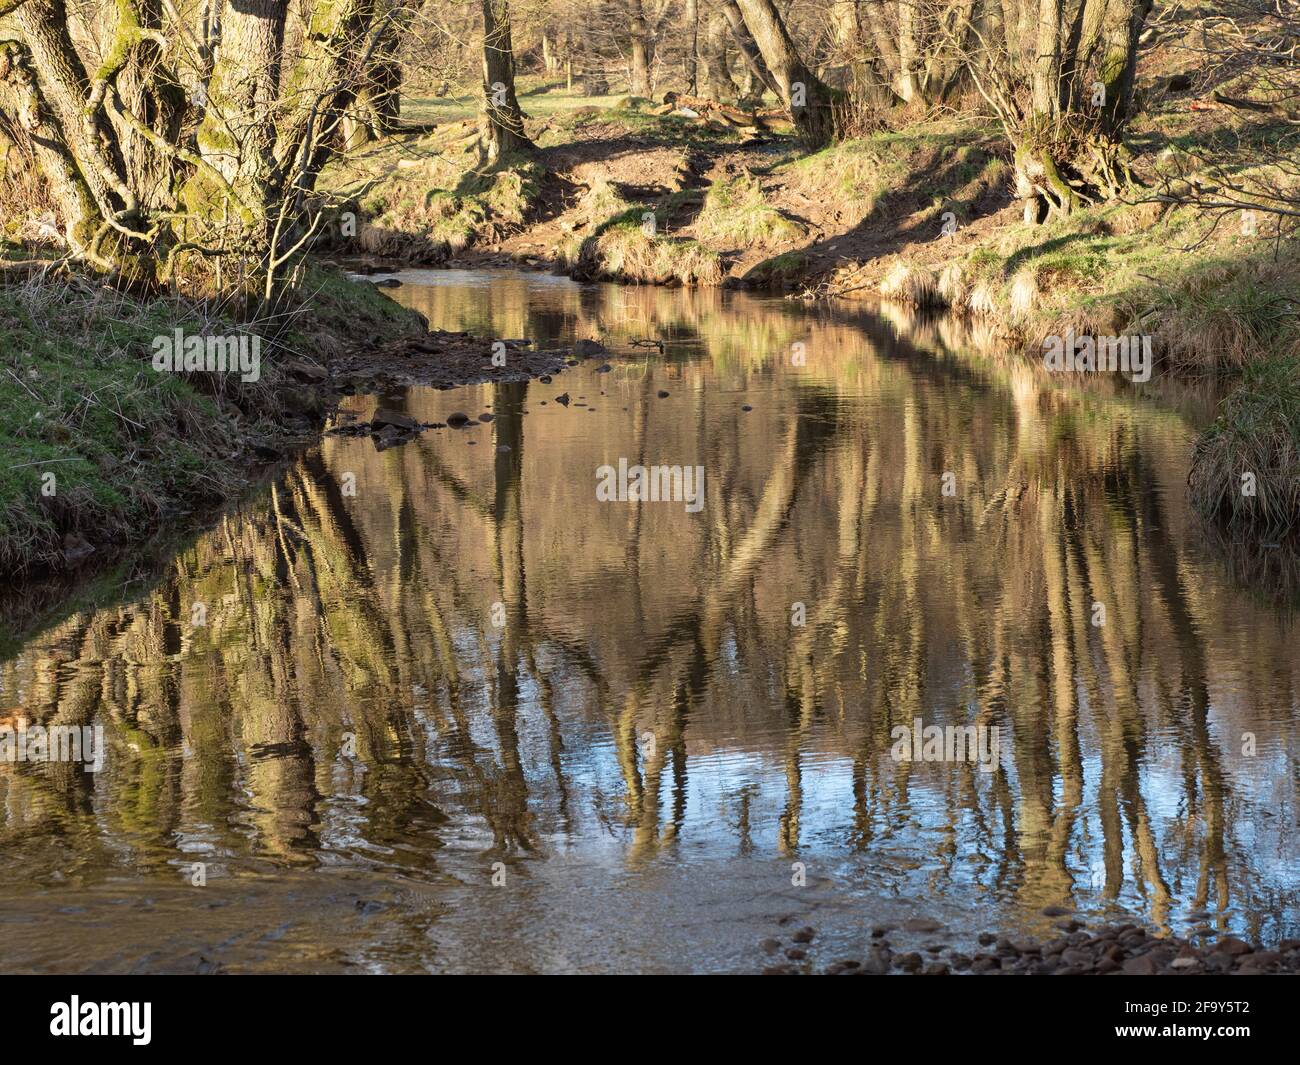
[14,0,129,225]
[1031,0,1064,119]
[698,11,737,101]
[1098,0,1152,136]
[480,0,533,165]
[721,0,779,98]
[898,0,921,102]
[345,1,406,148]
[684,0,698,95]
[734,0,836,143]
[0,39,100,251]
[197,0,287,191]
[629,0,652,97]
[112,0,186,213]
[826,0,860,89]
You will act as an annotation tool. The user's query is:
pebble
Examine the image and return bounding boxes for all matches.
[760,923,1300,976]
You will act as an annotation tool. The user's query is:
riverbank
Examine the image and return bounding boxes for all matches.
[322,66,1299,534]
[0,265,573,588]
[763,917,1300,976]
[329,78,1297,367]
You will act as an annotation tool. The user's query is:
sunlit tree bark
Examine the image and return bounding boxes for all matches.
[733,0,835,143]
[479,0,533,164]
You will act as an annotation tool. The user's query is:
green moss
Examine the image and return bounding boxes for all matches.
[745,251,809,286]
[284,265,424,350]
[0,267,423,577]
[340,151,547,257]
[559,205,723,286]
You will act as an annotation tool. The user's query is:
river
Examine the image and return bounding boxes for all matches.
[0,269,1296,973]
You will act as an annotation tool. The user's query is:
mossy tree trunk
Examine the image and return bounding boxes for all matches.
[0,37,100,251]
[1,0,392,295]
[984,0,1152,221]
[343,4,404,149]
[479,0,533,166]
[8,0,189,278]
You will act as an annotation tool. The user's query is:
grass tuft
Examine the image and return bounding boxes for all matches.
[1189,355,1300,534]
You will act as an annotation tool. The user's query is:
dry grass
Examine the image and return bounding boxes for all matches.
[693,173,805,249]
[1189,355,1300,535]
[559,204,723,286]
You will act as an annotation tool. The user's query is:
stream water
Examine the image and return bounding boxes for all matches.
[1,269,1296,973]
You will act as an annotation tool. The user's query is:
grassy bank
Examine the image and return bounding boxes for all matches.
[0,268,423,578]
[1189,355,1300,533]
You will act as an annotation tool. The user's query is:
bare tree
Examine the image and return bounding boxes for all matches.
[684,0,699,93]
[734,0,836,142]
[720,0,778,99]
[961,0,1154,220]
[1142,1,1300,237]
[630,0,653,96]
[698,6,739,99]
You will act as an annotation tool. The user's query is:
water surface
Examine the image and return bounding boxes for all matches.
[1,270,1297,973]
